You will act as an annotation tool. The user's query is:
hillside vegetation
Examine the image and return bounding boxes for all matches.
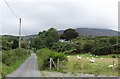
[1,28,120,77]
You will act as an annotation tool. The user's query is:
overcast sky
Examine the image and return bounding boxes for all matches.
[1,0,119,36]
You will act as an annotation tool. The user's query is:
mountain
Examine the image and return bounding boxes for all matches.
[1,28,119,38]
[58,28,119,36]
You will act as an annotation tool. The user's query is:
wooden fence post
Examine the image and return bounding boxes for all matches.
[81,59,84,74]
[112,58,115,76]
[57,59,60,71]
[51,58,57,69]
[50,58,67,70]
[50,58,52,70]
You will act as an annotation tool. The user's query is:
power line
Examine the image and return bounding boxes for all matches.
[22,26,27,36]
[4,0,22,49]
[4,0,19,19]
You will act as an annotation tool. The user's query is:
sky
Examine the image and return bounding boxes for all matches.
[1,0,120,36]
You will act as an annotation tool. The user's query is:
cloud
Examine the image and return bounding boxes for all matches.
[1,0,119,35]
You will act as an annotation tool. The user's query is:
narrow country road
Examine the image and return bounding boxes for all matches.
[7,53,41,77]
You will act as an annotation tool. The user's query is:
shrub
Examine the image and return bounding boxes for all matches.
[2,49,29,66]
[81,42,94,53]
[109,37,117,44]
[2,48,30,78]
[1,64,9,78]
[51,42,81,54]
[92,44,120,55]
[37,48,67,70]
[51,42,73,52]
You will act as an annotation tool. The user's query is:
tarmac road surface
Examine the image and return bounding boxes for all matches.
[7,53,41,77]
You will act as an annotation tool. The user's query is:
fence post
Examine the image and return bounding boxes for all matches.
[112,58,115,76]
[50,58,52,70]
[57,59,60,71]
[81,59,84,74]
[51,58,57,69]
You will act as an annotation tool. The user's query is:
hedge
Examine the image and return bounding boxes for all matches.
[36,48,67,70]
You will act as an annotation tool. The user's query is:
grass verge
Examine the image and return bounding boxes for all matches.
[1,49,30,78]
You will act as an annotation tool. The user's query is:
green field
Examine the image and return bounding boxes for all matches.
[62,54,119,76]
[36,48,119,76]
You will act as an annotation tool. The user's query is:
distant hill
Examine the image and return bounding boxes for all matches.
[1,28,119,38]
[22,35,37,39]
[1,35,37,40]
[58,28,119,36]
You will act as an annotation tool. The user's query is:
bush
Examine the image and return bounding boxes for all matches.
[37,48,67,70]
[2,49,29,66]
[81,42,95,53]
[31,28,59,49]
[2,48,30,78]
[51,42,73,52]
[51,42,81,54]
[1,64,9,78]
[92,44,120,55]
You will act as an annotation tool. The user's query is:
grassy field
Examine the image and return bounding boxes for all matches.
[36,48,119,76]
[60,54,119,76]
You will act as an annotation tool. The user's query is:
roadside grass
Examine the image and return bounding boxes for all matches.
[7,55,29,74]
[0,52,2,78]
[0,62,2,79]
[62,55,119,76]
[2,49,30,78]
[2,55,29,78]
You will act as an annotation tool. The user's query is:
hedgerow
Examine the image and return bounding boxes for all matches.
[92,44,120,55]
[2,48,30,78]
[36,48,67,70]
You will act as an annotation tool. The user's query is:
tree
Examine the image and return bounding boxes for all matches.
[12,39,19,49]
[60,28,79,41]
[82,42,95,53]
[2,36,15,50]
[109,37,117,44]
[45,28,60,47]
[21,40,28,49]
[31,36,45,50]
[31,28,60,49]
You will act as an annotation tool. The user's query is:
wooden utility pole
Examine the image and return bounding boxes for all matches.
[19,18,21,49]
